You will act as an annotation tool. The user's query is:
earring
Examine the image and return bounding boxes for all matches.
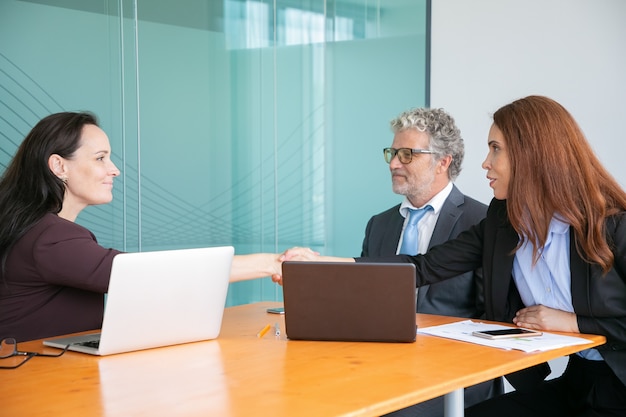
[61,176,68,184]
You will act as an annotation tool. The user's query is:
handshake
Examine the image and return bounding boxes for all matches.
[271,247,354,285]
[271,247,320,285]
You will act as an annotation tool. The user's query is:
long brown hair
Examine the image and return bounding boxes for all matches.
[494,95,626,273]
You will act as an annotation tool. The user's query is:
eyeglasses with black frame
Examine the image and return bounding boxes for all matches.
[0,337,69,369]
[383,147,435,164]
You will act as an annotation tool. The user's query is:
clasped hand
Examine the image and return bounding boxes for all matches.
[513,305,579,333]
[271,247,320,285]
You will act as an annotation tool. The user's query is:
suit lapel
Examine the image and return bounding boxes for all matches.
[429,187,464,248]
[569,230,589,313]
[419,187,464,304]
[487,213,518,320]
[383,212,404,255]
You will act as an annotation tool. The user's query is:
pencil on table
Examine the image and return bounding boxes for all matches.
[257,324,272,338]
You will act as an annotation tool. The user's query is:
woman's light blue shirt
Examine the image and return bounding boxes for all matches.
[512,216,602,360]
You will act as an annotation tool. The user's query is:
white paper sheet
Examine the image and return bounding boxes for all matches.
[417,320,593,353]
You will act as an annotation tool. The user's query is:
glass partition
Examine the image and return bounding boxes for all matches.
[0,0,428,305]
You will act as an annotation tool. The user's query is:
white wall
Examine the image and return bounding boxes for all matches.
[430,0,626,388]
[431,0,626,205]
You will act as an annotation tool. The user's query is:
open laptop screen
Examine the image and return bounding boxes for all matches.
[44,246,233,355]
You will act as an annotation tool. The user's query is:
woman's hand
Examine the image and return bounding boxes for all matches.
[513,305,579,333]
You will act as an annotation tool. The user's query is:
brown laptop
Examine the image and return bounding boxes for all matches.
[281,262,417,343]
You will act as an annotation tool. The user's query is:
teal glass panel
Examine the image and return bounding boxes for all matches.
[0,0,428,307]
[0,0,128,251]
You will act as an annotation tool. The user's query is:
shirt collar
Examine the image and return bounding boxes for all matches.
[550,214,570,234]
[518,214,570,249]
[399,182,453,218]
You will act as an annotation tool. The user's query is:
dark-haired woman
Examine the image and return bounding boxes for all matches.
[0,112,310,342]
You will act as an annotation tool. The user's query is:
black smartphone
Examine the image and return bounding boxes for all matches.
[472,328,542,340]
[266,307,285,315]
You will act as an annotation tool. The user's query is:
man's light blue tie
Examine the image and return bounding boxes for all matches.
[399,206,433,255]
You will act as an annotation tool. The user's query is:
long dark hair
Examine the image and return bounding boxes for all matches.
[0,112,99,275]
[494,96,626,273]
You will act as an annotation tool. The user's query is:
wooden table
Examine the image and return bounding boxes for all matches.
[0,302,605,417]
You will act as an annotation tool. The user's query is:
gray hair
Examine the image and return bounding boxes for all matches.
[390,107,464,180]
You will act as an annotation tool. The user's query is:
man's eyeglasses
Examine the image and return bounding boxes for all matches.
[383,147,434,164]
[0,337,69,369]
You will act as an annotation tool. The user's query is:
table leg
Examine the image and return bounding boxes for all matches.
[444,388,464,417]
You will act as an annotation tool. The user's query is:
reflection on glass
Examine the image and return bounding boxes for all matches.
[0,0,428,306]
[224,0,394,49]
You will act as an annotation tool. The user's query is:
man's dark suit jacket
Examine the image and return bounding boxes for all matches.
[361,186,500,416]
[360,198,626,390]
[361,185,487,317]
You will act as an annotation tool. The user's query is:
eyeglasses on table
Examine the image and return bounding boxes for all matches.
[0,337,69,369]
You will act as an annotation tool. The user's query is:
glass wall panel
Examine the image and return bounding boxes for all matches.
[0,0,128,250]
[0,0,428,306]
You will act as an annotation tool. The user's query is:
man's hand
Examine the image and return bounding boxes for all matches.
[280,247,320,262]
[271,247,320,285]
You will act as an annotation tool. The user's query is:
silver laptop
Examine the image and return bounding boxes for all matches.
[43,246,234,355]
